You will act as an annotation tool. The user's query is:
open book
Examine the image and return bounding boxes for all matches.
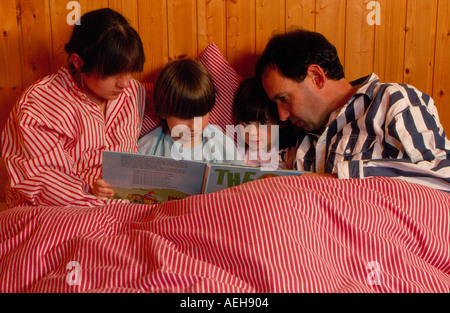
[102,151,305,204]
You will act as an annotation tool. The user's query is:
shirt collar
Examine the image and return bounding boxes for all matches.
[350,72,380,101]
[308,73,380,138]
[58,66,90,103]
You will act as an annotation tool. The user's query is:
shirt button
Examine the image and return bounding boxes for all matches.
[345,148,351,155]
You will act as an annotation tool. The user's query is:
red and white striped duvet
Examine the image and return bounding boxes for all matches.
[0,176,448,293]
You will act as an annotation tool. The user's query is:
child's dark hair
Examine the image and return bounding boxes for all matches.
[154,58,216,126]
[233,77,298,149]
[65,8,145,77]
[233,77,279,123]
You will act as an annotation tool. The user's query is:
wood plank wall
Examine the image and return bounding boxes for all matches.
[1,0,450,139]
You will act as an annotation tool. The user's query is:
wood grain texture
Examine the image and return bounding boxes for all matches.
[433,0,450,132]
[167,0,198,60]
[374,0,407,84]
[404,0,438,94]
[315,0,346,67]
[226,0,256,78]
[286,0,316,32]
[0,0,22,139]
[17,0,52,89]
[344,0,375,81]
[137,0,168,83]
[197,0,227,55]
[256,0,285,55]
[1,0,449,136]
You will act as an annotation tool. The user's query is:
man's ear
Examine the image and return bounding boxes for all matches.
[306,64,326,89]
[68,53,84,72]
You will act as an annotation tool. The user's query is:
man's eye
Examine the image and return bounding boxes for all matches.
[259,121,267,125]
[277,96,287,104]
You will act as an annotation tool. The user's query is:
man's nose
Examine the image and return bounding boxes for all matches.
[277,104,290,122]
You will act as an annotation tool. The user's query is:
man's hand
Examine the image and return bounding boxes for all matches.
[93,178,114,199]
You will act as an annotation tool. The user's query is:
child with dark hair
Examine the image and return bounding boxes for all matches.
[233,77,297,169]
[1,8,146,208]
[138,58,241,164]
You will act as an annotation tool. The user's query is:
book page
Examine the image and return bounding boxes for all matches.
[102,151,207,204]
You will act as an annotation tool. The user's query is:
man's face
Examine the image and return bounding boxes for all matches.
[261,67,327,133]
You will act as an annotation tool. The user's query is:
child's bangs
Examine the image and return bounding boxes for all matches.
[237,97,279,123]
[236,101,269,123]
[163,85,215,119]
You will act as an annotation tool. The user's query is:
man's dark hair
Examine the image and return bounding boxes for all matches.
[255,29,344,82]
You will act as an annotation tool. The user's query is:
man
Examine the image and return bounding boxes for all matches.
[255,29,450,192]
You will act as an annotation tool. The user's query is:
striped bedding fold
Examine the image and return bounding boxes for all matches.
[0,176,448,292]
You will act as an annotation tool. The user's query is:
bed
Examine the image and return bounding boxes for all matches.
[0,176,448,293]
[0,44,449,294]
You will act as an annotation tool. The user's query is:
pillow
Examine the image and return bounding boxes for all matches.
[139,83,160,138]
[139,43,242,138]
[198,43,242,137]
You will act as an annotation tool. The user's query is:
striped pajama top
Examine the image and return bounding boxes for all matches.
[294,73,450,192]
[1,67,146,207]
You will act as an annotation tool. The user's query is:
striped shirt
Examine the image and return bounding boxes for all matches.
[1,67,146,207]
[294,73,450,192]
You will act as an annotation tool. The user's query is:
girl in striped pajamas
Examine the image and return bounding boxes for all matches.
[1,8,146,208]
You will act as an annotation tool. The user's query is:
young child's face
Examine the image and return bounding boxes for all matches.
[166,113,210,146]
[239,119,277,151]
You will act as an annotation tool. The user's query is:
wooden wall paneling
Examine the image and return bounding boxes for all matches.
[373,0,407,84]
[0,0,22,142]
[315,0,347,68]
[49,0,109,72]
[48,0,77,72]
[344,0,375,81]
[17,0,52,89]
[197,0,227,56]
[433,0,450,134]
[286,0,316,32]
[167,0,198,61]
[255,0,286,56]
[226,0,256,79]
[108,0,138,28]
[137,0,168,83]
[1,0,450,134]
[403,0,438,95]
[78,0,109,13]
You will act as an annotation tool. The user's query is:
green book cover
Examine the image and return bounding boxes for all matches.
[203,163,305,194]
